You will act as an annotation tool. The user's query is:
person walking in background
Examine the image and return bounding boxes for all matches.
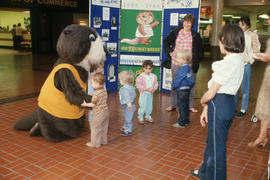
[82,73,109,148]
[171,50,194,128]
[190,24,245,180]
[164,14,203,113]
[119,71,136,137]
[235,16,261,118]
[11,24,16,49]
[136,60,158,124]
[15,23,24,50]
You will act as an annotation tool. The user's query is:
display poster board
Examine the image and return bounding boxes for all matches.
[90,0,120,93]
[160,0,201,93]
[90,0,201,93]
[119,0,162,91]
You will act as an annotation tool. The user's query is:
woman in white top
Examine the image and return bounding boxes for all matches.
[190,24,245,180]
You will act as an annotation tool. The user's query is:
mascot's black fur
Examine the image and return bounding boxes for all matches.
[13,24,106,142]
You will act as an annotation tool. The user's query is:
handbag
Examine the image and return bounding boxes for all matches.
[161,56,171,69]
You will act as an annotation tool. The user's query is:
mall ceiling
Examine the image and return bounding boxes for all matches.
[202,0,270,16]
[1,1,270,17]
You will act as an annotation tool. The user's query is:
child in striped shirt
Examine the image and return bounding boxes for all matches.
[82,73,109,148]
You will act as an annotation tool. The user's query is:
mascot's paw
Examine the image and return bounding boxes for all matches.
[29,122,42,137]
[142,42,149,46]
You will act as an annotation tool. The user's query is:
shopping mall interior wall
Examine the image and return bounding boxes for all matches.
[0,10,30,30]
[31,9,73,54]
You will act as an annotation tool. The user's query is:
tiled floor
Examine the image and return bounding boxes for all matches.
[0,49,269,179]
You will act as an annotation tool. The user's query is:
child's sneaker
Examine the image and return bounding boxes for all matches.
[138,118,144,124]
[172,123,185,128]
[121,130,132,137]
[120,127,126,132]
[145,117,154,123]
[235,111,246,118]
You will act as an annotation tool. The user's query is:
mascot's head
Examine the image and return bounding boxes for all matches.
[136,11,154,25]
[57,24,106,71]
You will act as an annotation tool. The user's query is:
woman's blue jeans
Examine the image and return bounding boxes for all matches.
[199,94,236,180]
[234,63,251,111]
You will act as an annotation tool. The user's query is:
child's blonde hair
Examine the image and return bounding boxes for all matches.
[91,73,105,85]
[175,50,192,63]
[119,71,134,84]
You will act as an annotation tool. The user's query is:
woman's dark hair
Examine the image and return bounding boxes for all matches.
[142,60,154,68]
[183,14,196,27]
[218,24,245,53]
[239,16,251,28]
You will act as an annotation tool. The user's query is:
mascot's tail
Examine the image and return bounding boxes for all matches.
[13,110,39,130]
[121,38,139,45]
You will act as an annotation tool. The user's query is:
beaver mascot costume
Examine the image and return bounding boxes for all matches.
[13,24,106,142]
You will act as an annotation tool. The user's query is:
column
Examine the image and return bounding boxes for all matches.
[210,0,224,61]
[249,13,257,32]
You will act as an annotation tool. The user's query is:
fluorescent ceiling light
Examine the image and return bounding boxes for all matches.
[259,14,269,19]
[232,16,241,19]
[199,19,213,24]
[223,15,233,17]
[23,11,30,13]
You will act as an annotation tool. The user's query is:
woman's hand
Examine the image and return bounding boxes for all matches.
[145,88,155,94]
[254,53,270,62]
[200,105,208,127]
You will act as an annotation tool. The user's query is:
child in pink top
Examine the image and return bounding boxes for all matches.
[136,60,158,124]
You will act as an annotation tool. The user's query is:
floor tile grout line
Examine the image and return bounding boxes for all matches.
[228,118,259,179]
[0,92,39,104]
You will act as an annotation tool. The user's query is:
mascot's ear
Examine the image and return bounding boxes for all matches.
[57,24,98,64]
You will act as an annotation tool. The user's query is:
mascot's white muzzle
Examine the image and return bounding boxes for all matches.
[77,35,106,71]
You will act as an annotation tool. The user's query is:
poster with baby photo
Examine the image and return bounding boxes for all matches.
[164,0,200,9]
[121,0,162,10]
[92,0,120,8]
[119,9,162,53]
[106,43,117,57]
[93,17,102,28]
[102,29,110,41]
[162,68,172,90]
[111,16,117,30]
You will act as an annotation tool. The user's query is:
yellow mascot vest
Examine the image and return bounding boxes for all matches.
[38,64,87,119]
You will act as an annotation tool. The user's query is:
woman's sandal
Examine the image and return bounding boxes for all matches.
[247,137,268,148]
[190,108,198,113]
